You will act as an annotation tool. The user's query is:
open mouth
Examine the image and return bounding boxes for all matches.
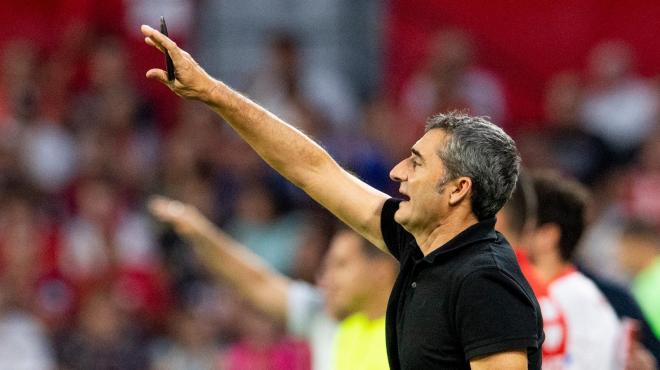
[399,193,410,202]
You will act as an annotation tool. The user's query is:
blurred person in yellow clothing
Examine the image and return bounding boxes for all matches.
[318,230,394,370]
[333,313,389,370]
[149,196,395,370]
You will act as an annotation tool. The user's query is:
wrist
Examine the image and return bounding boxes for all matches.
[200,78,224,106]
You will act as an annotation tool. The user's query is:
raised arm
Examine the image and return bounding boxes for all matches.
[140,25,389,252]
[149,196,290,322]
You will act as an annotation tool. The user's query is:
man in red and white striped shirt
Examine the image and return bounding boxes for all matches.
[526,172,626,370]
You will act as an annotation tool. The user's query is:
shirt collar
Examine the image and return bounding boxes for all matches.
[413,218,498,264]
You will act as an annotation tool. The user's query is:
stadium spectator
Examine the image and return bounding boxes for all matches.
[70,37,159,195]
[0,40,78,194]
[59,176,169,322]
[223,299,310,370]
[149,294,224,370]
[56,290,149,370]
[0,39,39,129]
[401,29,506,126]
[0,270,54,370]
[621,129,660,228]
[246,32,358,132]
[581,40,658,163]
[515,72,614,187]
[226,179,304,275]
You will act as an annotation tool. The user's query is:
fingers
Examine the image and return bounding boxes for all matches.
[141,25,182,62]
[148,196,173,220]
[145,37,166,54]
[146,68,170,84]
[148,195,172,209]
[148,195,186,221]
[148,196,202,238]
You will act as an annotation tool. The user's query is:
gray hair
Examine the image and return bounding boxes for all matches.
[425,112,520,220]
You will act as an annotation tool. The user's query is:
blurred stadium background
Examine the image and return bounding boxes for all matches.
[0,0,659,369]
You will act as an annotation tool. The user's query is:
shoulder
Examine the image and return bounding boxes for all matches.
[454,239,538,309]
[455,266,543,364]
[458,265,529,298]
[455,233,522,277]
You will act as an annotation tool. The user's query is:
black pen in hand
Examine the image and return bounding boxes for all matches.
[160,16,176,81]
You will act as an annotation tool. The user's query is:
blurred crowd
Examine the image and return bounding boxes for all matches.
[1,1,659,369]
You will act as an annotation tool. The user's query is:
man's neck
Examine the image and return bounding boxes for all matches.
[414,213,480,256]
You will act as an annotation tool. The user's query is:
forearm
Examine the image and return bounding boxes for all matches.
[184,220,290,322]
[201,79,334,189]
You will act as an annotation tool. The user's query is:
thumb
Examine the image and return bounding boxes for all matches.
[146,68,170,84]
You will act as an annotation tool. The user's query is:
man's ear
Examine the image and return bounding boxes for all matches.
[448,177,472,206]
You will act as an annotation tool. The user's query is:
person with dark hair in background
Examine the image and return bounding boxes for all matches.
[525,171,656,369]
[140,25,543,369]
[496,171,539,283]
[498,171,659,368]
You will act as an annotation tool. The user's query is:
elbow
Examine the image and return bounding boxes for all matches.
[292,149,337,190]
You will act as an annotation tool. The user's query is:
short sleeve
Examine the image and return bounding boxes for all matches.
[380,198,409,261]
[455,268,541,360]
[287,281,325,338]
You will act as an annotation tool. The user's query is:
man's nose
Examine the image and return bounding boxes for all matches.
[390,160,407,182]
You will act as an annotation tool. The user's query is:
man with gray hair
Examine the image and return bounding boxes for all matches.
[140,24,543,370]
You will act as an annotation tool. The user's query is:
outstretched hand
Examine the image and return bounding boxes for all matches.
[141,25,218,102]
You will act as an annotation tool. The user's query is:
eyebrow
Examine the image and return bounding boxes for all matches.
[411,148,424,162]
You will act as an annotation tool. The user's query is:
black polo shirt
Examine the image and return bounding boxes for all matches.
[381,198,543,369]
